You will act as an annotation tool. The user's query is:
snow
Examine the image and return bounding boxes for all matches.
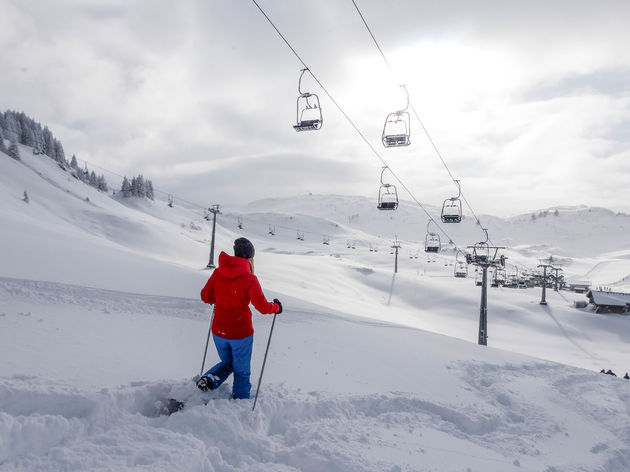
[1,146,630,471]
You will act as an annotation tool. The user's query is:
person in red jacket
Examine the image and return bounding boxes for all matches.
[197,237,282,399]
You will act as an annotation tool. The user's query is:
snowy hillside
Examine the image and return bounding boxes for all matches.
[2,145,630,471]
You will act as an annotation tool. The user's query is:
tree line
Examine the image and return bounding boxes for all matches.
[121,175,154,200]
[0,109,109,193]
[2,110,158,202]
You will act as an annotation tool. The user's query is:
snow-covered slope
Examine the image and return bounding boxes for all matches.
[233,194,630,289]
[1,146,630,471]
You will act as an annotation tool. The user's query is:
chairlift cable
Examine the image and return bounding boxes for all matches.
[250,0,462,253]
[349,0,493,244]
[75,157,404,249]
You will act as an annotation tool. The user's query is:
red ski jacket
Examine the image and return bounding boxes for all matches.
[200,251,279,339]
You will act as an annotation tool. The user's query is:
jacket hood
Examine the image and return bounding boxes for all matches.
[216,251,251,279]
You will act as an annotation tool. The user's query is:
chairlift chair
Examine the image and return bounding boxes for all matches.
[378,185,399,210]
[465,229,495,265]
[441,180,462,223]
[466,241,490,265]
[323,235,330,245]
[382,112,411,147]
[268,225,275,236]
[424,220,441,253]
[237,217,243,230]
[297,231,305,241]
[454,261,468,278]
[293,69,322,132]
[441,200,462,223]
[382,85,411,147]
[454,250,468,277]
[425,234,440,252]
[490,268,499,287]
[167,195,173,208]
[377,167,399,210]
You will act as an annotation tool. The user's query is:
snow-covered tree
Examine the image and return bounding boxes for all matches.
[21,127,35,147]
[89,171,97,187]
[135,175,145,197]
[0,129,7,154]
[146,180,154,200]
[97,175,108,192]
[54,140,66,164]
[121,177,131,197]
[42,127,55,159]
[121,174,153,199]
[3,112,20,141]
[70,154,78,169]
[8,140,20,160]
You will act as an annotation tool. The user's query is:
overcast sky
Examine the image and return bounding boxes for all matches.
[1,0,629,216]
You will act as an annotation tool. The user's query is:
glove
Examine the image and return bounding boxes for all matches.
[273,298,283,314]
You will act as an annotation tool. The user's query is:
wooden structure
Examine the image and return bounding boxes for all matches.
[568,281,591,293]
[586,290,630,314]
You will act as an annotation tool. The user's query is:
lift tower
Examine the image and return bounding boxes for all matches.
[466,229,506,346]
[205,204,221,269]
[391,236,402,273]
[538,258,554,305]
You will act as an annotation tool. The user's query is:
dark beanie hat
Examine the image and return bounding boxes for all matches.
[234,237,255,259]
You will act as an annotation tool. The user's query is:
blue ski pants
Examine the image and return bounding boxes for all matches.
[203,334,253,399]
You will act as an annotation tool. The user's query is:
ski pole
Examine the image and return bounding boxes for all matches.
[252,312,277,411]
[199,307,215,377]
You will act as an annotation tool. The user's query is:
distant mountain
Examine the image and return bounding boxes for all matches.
[244,195,630,258]
[2,137,628,290]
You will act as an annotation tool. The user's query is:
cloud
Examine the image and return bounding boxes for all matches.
[522,68,630,102]
[161,152,373,206]
[1,0,629,216]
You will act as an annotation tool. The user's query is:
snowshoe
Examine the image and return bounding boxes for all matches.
[196,376,214,392]
[154,398,185,416]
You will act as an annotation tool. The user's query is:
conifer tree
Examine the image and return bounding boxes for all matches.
[89,171,97,187]
[42,127,55,159]
[80,164,89,183]
[121,177,131,197]
[8,140,20,160]
[97,175,108,192]
[136,175,145,197]
[70,154,78,168]
[3,112,20,140]
[0,129,7,153]
[146,180,154,200]
[130,176,137,196]
[54,139,65,164]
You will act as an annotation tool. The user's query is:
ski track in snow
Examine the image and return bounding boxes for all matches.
[3,148,630,471]
[0,276,208,322]
[1,275,630,471]
[2,364,630,471]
